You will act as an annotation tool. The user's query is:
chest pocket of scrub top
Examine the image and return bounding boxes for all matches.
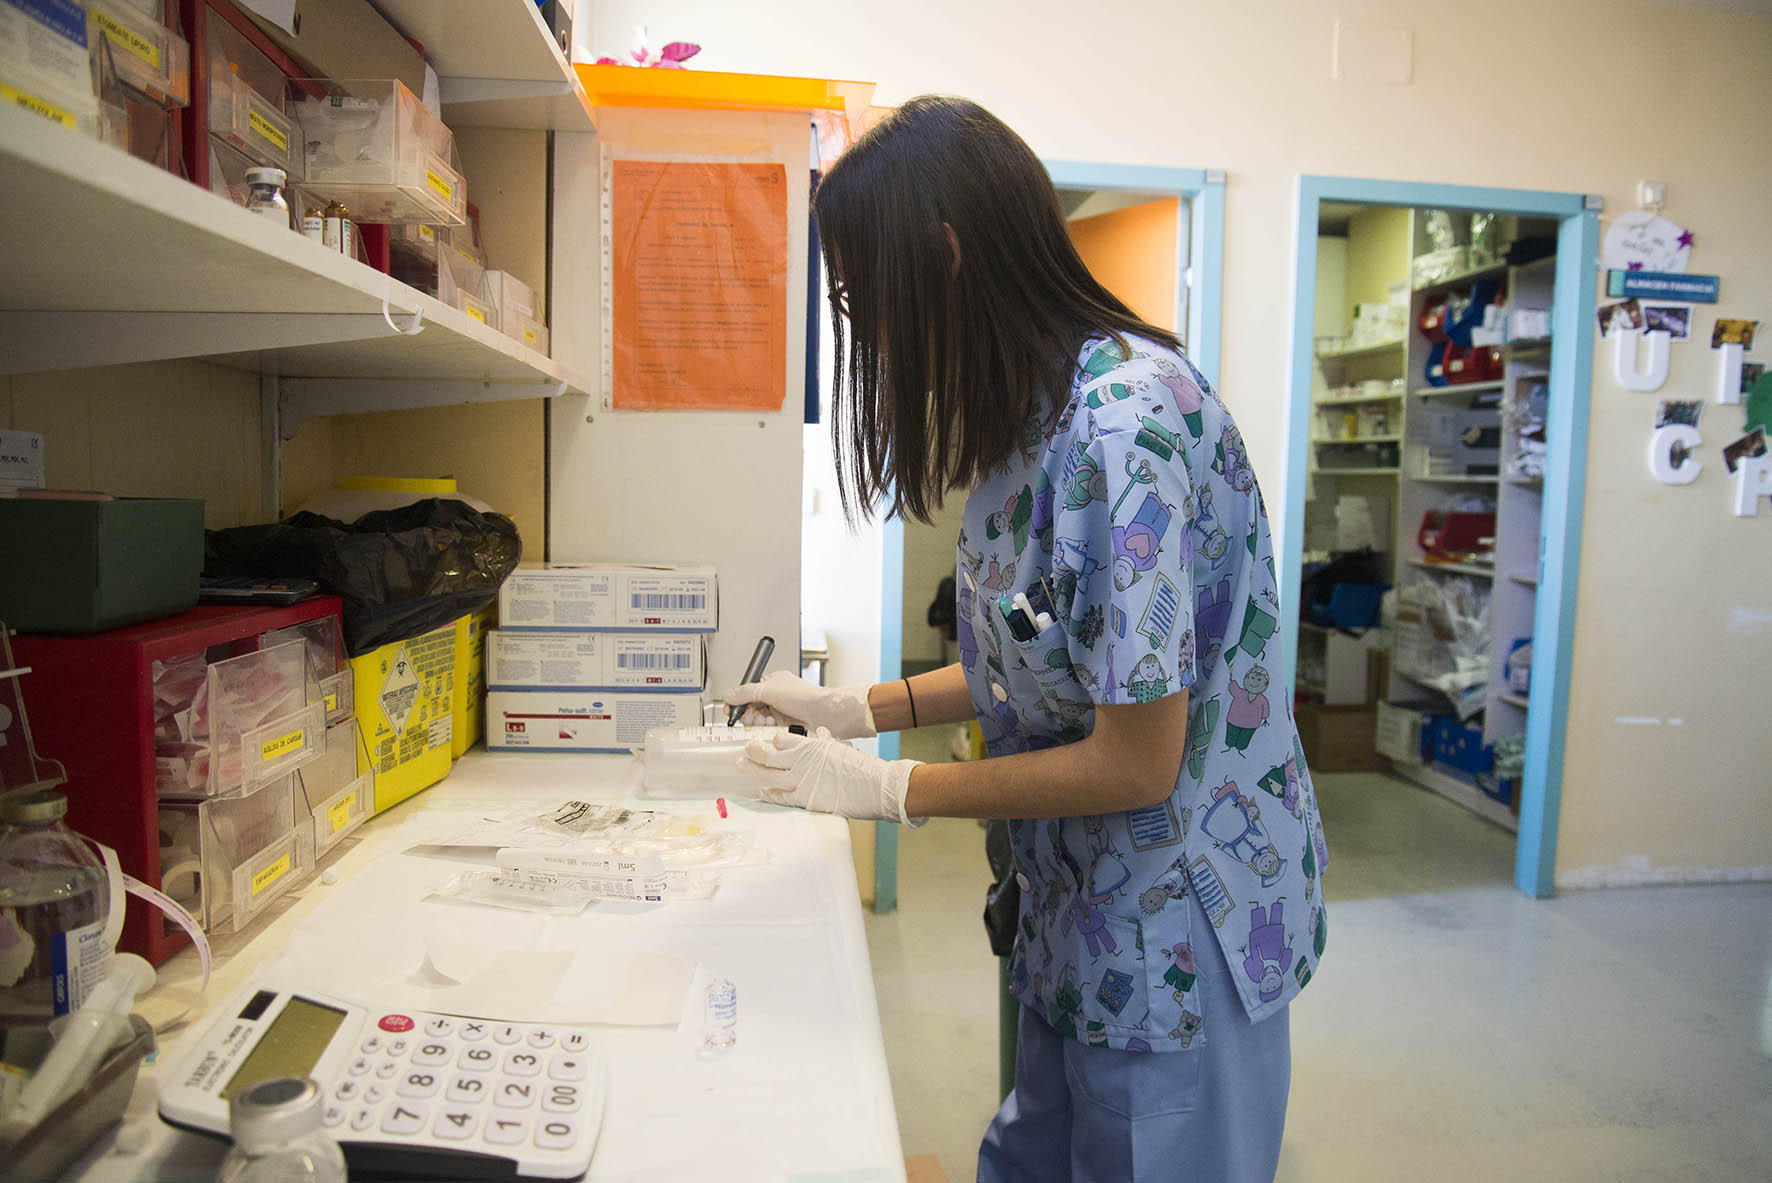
[1003,625,1089,743]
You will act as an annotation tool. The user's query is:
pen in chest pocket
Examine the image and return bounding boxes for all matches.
[997,576,1057,642]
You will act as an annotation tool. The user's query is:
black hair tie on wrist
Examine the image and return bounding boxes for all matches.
[903,678,919,729]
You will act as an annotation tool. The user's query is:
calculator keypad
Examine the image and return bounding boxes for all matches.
[341,1014,597,1163]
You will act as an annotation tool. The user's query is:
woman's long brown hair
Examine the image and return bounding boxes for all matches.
[813,95,1182,524]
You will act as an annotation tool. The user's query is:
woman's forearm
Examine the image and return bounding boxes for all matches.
[901,693,1189,820]
[866,663,976,731]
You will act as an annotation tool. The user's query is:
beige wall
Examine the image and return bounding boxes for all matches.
[593,0,1772,882]
[1344,206,1410,315]
[3,361,263,528]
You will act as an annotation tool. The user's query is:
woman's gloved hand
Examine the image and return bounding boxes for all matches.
[738,728,924,827]
[723,671,877,739]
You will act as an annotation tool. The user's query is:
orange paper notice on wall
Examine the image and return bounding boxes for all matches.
[611,160,788,411]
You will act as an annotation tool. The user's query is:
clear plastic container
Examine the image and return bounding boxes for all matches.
[292,78,467,226]
[297,718,371,856]
[0,0,100,137]
[515,316,549,355]
[455,290,492,327]
[0,791,111,1019]
[159,775,315,933]
[201,640,324,797]
[219,1077,346,1183]
[87,1,189,108]
[262,617,351,725]
[210,69,298,175]
[479,270,536,334]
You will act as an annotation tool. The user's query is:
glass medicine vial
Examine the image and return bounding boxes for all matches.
[300,206,325,243]
[218,1077,346,1183]
[321,201,351,255]
[702,976,737,1052]
[244,168,290,228]
[0,790,112,1019]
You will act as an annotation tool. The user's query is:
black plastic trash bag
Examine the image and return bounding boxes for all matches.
[205,499,522,657]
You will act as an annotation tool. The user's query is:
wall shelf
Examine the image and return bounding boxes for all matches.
[0,104,587,410]
[1316,340,1404,361]
[1498,692,1530,710]
[1314,434,1403,445]
[1408,558,1495,579]
[1391,759,1518,833]
[1412,260,1509,294]
[1509,571,1539,589]
[378,0,596,131]
[1313,390,1404,407]
[1414,474,1502,485]
[1309,466,1400,477]
[1412,380,1507,398]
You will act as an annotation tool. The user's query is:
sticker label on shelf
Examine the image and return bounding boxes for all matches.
[426,168,454,202]
[327,795,356,834]
[417,224,435,241]
[324,691,338,712]
[0,82,76,129]
[251,853,292,898]
[261,727,305,762]
[463,303,486,324]
[522,327,538,345]
[93,9,158,67]
[248,108,287,153]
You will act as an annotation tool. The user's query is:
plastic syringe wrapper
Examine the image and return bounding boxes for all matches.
[430,847,717,915]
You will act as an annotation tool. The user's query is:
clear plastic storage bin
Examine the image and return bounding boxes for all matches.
[210,69,297,174]
[515,316,549,355]
[262,616,351,725]
[159,775,314,933]
[292,78,467,226]
[455,290,492,326]
[87,1,189,108]
[298,721,371,857]
[1,0,102,136]
[197,640,324,798]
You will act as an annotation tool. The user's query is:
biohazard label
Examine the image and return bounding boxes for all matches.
[379,644,420,733]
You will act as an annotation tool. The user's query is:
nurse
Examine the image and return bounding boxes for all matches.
[729,95,1328,1182]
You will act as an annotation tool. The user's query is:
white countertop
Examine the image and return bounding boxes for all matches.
[60,751,903,1182]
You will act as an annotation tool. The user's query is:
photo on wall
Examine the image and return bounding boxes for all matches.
[1722,426,1766,474]
[1711,318,1759,349]
[1655,399,1704,429]
[1596,298,1644,337]
[1641,304,1692,341]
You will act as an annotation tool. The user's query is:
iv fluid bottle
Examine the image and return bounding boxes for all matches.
[702,976,737,1051]
[0,791,111,1019]
[218,1077,347,1183]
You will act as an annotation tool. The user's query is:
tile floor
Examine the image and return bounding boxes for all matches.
[865,737,1772,1182]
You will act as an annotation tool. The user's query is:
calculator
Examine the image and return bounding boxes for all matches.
[157,974,606,1181]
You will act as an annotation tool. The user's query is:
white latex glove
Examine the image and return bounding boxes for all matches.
[739,728,925,827]
[724,671,877,739]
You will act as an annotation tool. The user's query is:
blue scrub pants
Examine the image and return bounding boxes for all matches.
[977,893,1292,1182]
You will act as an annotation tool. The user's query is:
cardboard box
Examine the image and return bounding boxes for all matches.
[0,497,204,633]
[350,621,455,813]
[451,603,496,757]
[486,690,703,753]
[498,564,718,632]
[487,630,707,691]
[241,0,424,96]
[1293,702,1385,772]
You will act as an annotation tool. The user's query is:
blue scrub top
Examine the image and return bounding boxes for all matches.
[957,335,1329,1052]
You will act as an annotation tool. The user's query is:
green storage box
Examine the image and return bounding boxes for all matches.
[0,498,205,633]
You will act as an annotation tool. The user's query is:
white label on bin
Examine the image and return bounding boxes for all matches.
[261,727,306,762]
[380,645,420,733]
[251,853,292,898]
[327,795,356,834]
[94,9,158,67]
[248,108,288,153]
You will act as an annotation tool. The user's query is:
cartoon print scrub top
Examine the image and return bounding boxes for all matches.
[957,335,1329,1053]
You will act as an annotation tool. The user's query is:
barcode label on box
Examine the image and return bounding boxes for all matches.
[629,593,705,612]
[615,651,692,670]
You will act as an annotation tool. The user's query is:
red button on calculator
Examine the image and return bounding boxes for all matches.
[378,1014,416,1033]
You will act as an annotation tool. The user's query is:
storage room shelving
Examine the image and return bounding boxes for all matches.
[0,1,594,421]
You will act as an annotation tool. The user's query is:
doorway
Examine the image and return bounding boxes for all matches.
[877,164,1225,911]
[1282,178,1599,898]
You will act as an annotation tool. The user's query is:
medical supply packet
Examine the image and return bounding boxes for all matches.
[412,801,766,872]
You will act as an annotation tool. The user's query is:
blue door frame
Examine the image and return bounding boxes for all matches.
[1283,176,1599,899]
[871,163,1226,913]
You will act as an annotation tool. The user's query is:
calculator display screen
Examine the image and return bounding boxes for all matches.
[222,996,349,1100]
